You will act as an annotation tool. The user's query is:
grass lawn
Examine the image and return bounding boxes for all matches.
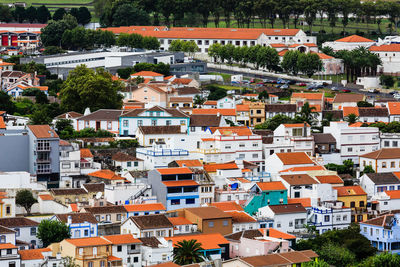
[209,72,232,83]
[216,84,242,90]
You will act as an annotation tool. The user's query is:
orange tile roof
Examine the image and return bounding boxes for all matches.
[343,107,359,116]
[242,168,251,173]
[88,169,125,180]
[385,190,400,199]
[18,248,50,260]
[166,233,229,250]
[171,78,193,85]
[348,122,364,127]
[203,162,239,172]
[150,262,180,267]
[388,102,400,115]
[280,165,326,173]
[259,228,296,240]
[311,52,334,60]
[66,237,111,247]
[204,100,217,105]
[243,93,258,97]
[108,255,122,261]
[370,44,400,52]
[283,123,310,128]
[192,108,236,116]
[270,43,287,48]
[315,175,344,184]
[80,148,93,158]
[309,104,322,112]
[103,234,141,244]
[226,211,256,223]
[0,117,5,129]
[38,194,54,201]
[257,181,287,191]
[156,167,193,175]
[168,217,193,225]
[209,201,244,212]
[131,71,163,77]
[174,160,203,167]
[27,125,58,139]
[276,152,314,165]
[162,180,199,187]
[237,178,251,183]
[278,49,289,56]
[291,92,324,100]
[287,198,312,207]
[336,35,374,43]
[334,185,367,197]
[70,203,78,212]
[210,126,253,136]
[236,104,250,112]
[124,203,166,212]
[0,243,17,249]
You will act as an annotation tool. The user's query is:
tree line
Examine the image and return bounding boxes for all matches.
[0,4,91,25]
[94,0,400,34]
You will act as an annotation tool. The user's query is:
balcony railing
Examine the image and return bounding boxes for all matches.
[75,252,109,260]
[128,248,141,254]
[37,158,51,163]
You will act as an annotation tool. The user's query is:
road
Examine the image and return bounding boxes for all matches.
[208,67,394,99]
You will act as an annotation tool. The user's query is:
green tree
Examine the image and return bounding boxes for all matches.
[380,75,395,88]
[117,67,134,79]
[77,7,91,25]
[345,113,358,124]
[258,90,269,100]
[29,108,52,125]
[22,87,42,96]
[112,3,150,26]
[25,6,37,23]
[36,5,51,23]
[170,40,184,52]
[208,43,222,62]
[173,239,205,265]
[206,85,227,100]
[37,220,71,247]
[302,259,330,267]
[318,242,356,267]
[60,65,123,113]
[16,189,37,215]
[255,114,299,130]
[60,256,80,267]
[53,8,66,21]
[362,165,375,174]
[40,15,78,47]
[43,46,66,55]
[12,6,25,23]
[360,252,400,267]
[143,36,160,50]
[298,53,323,78]
[297,102,317,125]
[0,5,12,23]
[0,91,15,113]
[281,50,301,75]
[357,101,374,107]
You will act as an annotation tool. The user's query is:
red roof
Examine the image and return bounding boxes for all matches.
[88,169,125,180]
[315,175,344,184]
[66,237,111,247]
[18,248,51,260]
[38,194,54,201]
[209,201,244,212]
[0,117,5,129]
[166,233,229,250]
[210,126,253,136]
[80,148,93,158]
[156,167,193,175]
[103,234,141,244]
[124,203,166,212]
[291,92,324,100]
[174,160,202,167]
[276,152,314,165]
[168,217,193,225]
[370,44,400,52]
[334,185,367,197]
[131,71,163,77]
[388,102,400,115]
[226,211,256,223]
[343,107,359,117]
[257,181,287,191]
[280,166,325,173]
[335,35,374,43]
[203,162,239,172]
[385,190,400,199]
[259,228,296,239]
[287,198,312,207]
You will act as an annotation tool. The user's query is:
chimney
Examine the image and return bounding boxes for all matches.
[67,215,72,225]
[303,122,307,137]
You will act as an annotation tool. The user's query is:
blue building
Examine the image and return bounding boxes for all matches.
[52,213,98,238]
[148,167,200,210]
[360,213,400,252]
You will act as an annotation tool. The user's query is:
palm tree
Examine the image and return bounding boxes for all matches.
[297,102,317,125]
[173,239,205,265]
[345,113,358,124]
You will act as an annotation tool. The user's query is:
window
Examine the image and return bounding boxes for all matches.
[208,221,214,227]
[30,227,36,236]
[223,220,229,226]
[0,236,5,243]
[107,121,112,130]
[166,120,171,126]
[350,201,355,208]
[186,198,195,204]
[6,249,12,255]
[88,262,93,267]
[360,201,365,207]
[289,221,293,227]
[171,199,180,205]
[382,162,387,168]
[117,214,122,221]
[394,141,398,147]
[62,163,71,169]
[127,162,132,167]
[252,153,258,159]
[180,120,186,125]
[123,120,128,127]
[292,128,302,136]
[239,143,245,147]
[324,215,330,222]
[384,141,390,147]
[15,228,19,237]
[391,161,395,168]
[100,261,105,267]
[134,257,139,263]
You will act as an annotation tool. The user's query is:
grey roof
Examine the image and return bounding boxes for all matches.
[77,109,128,121]
[312,133,336,144]
[138,125,182,135]
[190,114,222,127]
[130,214,173,230]
[265,104,297,112]
[358,107,389,117]
[366,173,400,185]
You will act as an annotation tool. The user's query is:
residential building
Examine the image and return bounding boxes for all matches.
[265,104,297,119]
[124,203,166,217]
[136,142,189,169]
[324,121,380,164]
[131,71,164,82]
[82,205,127,224]
[119,106,189,137]
[312,133,337,155]
[19,248,56,267]
[332,93,365,110]
[334,186,368,222]
[245,182,288,216]
[380,133,400,149]
[0,243,20,267]
[112,152,144,172]
[139,237,173,265]
[360,213,400,252]
[322,35,375,51]
[308,201,352,234]
[59,140,81,184]
[87,169,127,185]
[279,174,319,199]
[360,148,400,173]
[265,152,316,174]
[360,172,400,197]
[189,114,226,135]
[120,214,174,238]
[244,101,265,127]
[192,109,237,123]
[236,104,250,126]
[135,125,187,147]
[6,84,48,98]
[358,107,389,123]
[49,188,92,205]
[373,190,400,212]
[131,82,173,108]
[148,167,200,210]
[388,102,400,122]
[258,204,307,234]
[166,233,230,260]
[102,234,142,267]
[227,211,258,233]
[168,97,193,113]
[0,218,39,248]
[290,93,324,109]
[52,213,98,239]
[75,109,128,133]
[369,44,400,74]
[168,217,197,235]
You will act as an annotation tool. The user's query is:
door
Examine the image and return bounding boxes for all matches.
[11,35,17,46]
[2,35,8,46]
[96,121,100,131]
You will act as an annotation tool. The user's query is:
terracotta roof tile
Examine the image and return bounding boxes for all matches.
[209,126,253,136]
[0,217,39,227]
[209,201,244,212]
[236,104,250,112]
[156,167,193,175]
[129,214,173,229]
[0,243,17,249]
[84,205,127,214]
[56,213,97,224]
[336,35,374,42]
[190,114,222,127]
[361,148,400,159]
[265,104,297,112]
[174,160,203,167]
[82,183,105,192]
[27,125,58,139]
[88,169,125,180]
[203,162,239,172]
[291,93,323,100]
[388,102,400,115]
[166,233,229,250]
[38,194,54,201]
[256,181,287,191]
[138,125,182,135]
[315,175,344,184]
[0,117,5,129]
[112,152,142,162]
[125,203,166,212]
[334,93,365,103]
[334,185,367,197]
[50,188,87,196]
[283,123,310,128]
[276,152,314,165]
[226,211,256,223]
[18,248,49,260]
[80,148,93,158]
[287,198,312,208]
[132,71,163,77]
[370,44,400,52]
[259,228,296,239]
[268,204,307,214]
[150,262,180,267]
[168,217,193,225]
[280,174,318,185]
[103,234,141,244]
[66,237,111,247]
[385,190,400,199]
[192,109,236,116]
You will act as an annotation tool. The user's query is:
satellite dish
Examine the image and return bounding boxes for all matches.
[95,192,102,199]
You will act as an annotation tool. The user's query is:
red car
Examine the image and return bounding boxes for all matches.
[297,83,307,86]
[341,89,351,93]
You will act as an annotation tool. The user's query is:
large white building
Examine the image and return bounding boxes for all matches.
[370,44,400,75]
[322,35,375,51]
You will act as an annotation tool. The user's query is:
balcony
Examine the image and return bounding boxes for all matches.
[197,148,221,154]
[37,158,51,164]
[75,252,109,260]
[128,248,141,254]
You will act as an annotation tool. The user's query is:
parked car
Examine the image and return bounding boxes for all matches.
[297,83,307,86]
[231,81,240,84]
[331,87,338,91]
[341,89,351,93]
[281,84,289,89]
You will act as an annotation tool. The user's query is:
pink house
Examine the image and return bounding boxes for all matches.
[225,229,294,258]
[132,82,172,108]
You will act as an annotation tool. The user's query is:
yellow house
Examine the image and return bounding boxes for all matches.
[334,185,368,223]
[56,237,121,267]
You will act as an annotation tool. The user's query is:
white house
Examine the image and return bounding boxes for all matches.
[136,142,190,169]
[388,102,400,122]
[52,213,98,239]
[139,237,173,266]
[265,104,297,119]
[258,204,307,234]
[112,152,144,172]
[359,148,400,173]
[324,121,380,164]
[121,214,174,238]
[380,133,400,149]
[124,203,166,217]
[265,152,316,174]
[322,35,375,51]
[226,211,259,233]
[0,218,40,248]
[356,107,389,123]
[308,202,352,234]
[360,172,400,197]
[103,234,142,267]
[216,96,236,109]
[168,217,198,235]
[370,44,400,75]
[278,174,319,199]
[131,71,164,82]
[373,190,400,212]
[135,125,187,147]
[75,109,127,134]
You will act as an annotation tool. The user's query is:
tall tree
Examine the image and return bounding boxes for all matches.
[0,5,12,23]
[37,220,71,247]
[40,14,78,47]
[25,6,37,23]
[298,53,323,77]
[112,3,150,26]
[36,5,51,23]
[77,7,91,25]
[281,50,301,75]
[52,8,66,21]
[0,91,15,114]
[303,0,318,33]
[12,6,25,23]
[16,189,37,215]
[173,239,205,265]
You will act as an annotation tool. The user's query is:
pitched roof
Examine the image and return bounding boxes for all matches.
[189,114,222,127]
[268,204,307,214]
[312,52,334,60]
[275,152,314,165]
[192,108,236,116]
[80,148,93,158]
[156,167,193,175]
[38,194,54,201]
[209,201,244,212]
[280,174,318,185]
[139,237,162,248]
[111,152,142,162]
[370,44,400,52]
[225,229,263,241]
[343,106,359,116]
[385,190,400,199]
[138,125,182,135]
[241,250,315,266]
[185,206,232,219]
[168,217,193,226]
[361,148,400,159]
[335,35,374,43]
[388,102,400,115]
[256,181,287,191]
[55,111,82,119]
[55,213,97,224]
[280,165,326,173]
[18,248,50,260]
[103,234,141,244]
[51,188,84,197]
[27,125,58,139]
[287,198,312,208]
[169,97,193,102]
[210,126,253,136]
[334,93,365,103]
[129,214,173,229]
[82,183,105,192]
[171,78,193,85]
[84,205,127,214]
[0,243,17,249]
[0,117,5,129]
[259,228,296,240]
[88,169,125,180]
[177,87,201,95]
[203,162,239,172]
[77,109,127,121]
[315,175,344,184]
[334,185,367,197]
[150,262,180,267]
[312,133,336,144]
[0,217,39,227]
[265,104,297,112]
[174,160,203,167]
[125,203,166,212]
[358,107,388,117]
[361,214,394,229]
[0,225,15,234]
[283,123,310,128]
[323,110,343,120]
[225,211,256,223]
[291,92,323,100]
[65,237,111,247]
[166,233,229,250]
[121,106,189,118]
[364,172,400,185]
[131,71,163,77]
